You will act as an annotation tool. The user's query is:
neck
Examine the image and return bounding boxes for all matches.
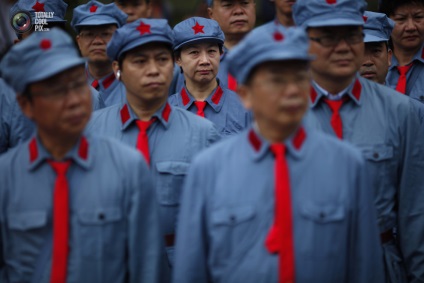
[224,33,246,50]
[312,73,355,94]
[185,79,218,101]
[38,131,80,160]
[393,45,420,66]
[276,12,295,27]
[127,94,167,121]
[88,61,113,80]
[256,120,299,144]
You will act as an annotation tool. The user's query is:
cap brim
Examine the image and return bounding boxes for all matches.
[173,37,224,51]
[364,33,387,43]
[306,18,364,28]
[117,35,173,59]
[74,17,119,31]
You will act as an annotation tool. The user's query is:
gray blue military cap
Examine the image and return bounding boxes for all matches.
[173,17,225,51]
[71,0,127,33]
[363,11,395,43]
[10,0,67,23]
[227,25,314,84]
[293,0,367,27]
[107,18,173,61]
[0,28,86,94]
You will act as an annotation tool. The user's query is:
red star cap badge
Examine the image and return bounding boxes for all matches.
[363,16,368,22]
[40,39,52,51]
[32,1,45,12]
[273,32,284,41]
[90,5,98,13]
[137,21,151,35]
[326,0,336,4]
[192,22,205,34]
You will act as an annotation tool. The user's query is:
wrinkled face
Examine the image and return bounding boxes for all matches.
[239,60,310,130]
[208,0,256,38]
[177,42,221,86]
[274,0,296,16]
[359,41,392,84]
[116,43,174,104]
[76,25,117,64]
[308,25,364,82]
[19,65,92,140]
[115,0,152,23]
[390,4,424,52]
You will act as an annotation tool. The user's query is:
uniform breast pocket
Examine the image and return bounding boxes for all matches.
[77,207,125,260]
[298,202,346,259]
[360,145,394,188]
[155,161,189,206]
[221,116,244,136]
[210,206,256,264]
[7,211,48,258]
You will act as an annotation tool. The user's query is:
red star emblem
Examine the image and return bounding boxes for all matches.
[89,4,98,13]
[32,1,45,12]
[363,16,368,22]
[326,0,336,4]
[136,21,151,35]
[273,32,284,41]
[40,39,51,51]
[192,22,204,34]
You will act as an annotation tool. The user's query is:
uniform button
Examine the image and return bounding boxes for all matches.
[373,152,379,159]
[98,213,105,220]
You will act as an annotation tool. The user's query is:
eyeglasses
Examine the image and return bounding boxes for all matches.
[309,33,364,47]
[31,79,90,101]
[79,31,114,42]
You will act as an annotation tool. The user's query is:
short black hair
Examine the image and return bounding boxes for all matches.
[380,0,424,16]
[174,43,224,60]
[118,43,174,70]
[115,0,151,5]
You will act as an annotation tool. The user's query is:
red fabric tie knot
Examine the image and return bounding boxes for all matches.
[323,97,348,139]
[266,143,295,283]
[194,101,207,118]
[395,64,413,94]
[136,119,156,165]
[48,160,72,283]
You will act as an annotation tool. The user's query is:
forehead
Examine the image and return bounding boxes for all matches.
[125,42,172,57]
[365,41,387,48]
[393,2,424,14]
[308,25,362,34]
[79,24,117,32]
[30,65,85,88]
[181,41,220,51]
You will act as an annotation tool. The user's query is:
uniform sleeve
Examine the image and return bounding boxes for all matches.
[397,100,424,282]
[127,156,170,283]
[348,155,385,283]
[172,156,210,283]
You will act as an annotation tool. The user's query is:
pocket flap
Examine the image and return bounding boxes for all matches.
[212,206,255,226]
[156,161,190,175]
[360,145,394,162]
[300,203,345,223]
[8,211,47,231]
[78,208,122,225]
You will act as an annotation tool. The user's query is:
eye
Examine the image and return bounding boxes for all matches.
[189,50,199,55]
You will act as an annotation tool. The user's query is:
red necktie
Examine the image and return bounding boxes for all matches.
[48,160,72,283]
[323,98,346,139]
[136,119,155,165]
[395,64,412,94]
[265,144,295,283]
[194,101,207,118]
[91,79,99,90]
[228,74,238,91]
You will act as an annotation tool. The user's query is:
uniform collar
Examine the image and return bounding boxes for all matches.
[120,101,172,131]
[248,123,307,162]
[310,77,362,107]
[98,72,116,90]
[28,135,92,171]
[180,82,225,112]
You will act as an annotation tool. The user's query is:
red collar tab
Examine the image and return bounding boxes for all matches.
[211,86,223,105]
[78,136,89,160]
[248,129,262,152]
[32,1,45,12]
[421,47,424,60]
[310,86,318,104]
[29,137,38,163]
[293,127,306,150]
[227,74,238,91]
[120,104,131,125]
[102,73,116,89]
[161,102,171,122]
[352,79,362,101]
[137,21,151,35]
[181,88,191,106]
[192,22,205,34]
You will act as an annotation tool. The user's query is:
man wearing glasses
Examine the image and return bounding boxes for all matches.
[293,0,424,282]
[72,1,127,107]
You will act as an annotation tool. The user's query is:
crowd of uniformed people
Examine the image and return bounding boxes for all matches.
[1,0,424,282]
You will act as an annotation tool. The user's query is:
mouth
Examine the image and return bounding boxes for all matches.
[403,35,419,41]
[333,59,353,66]
[91,49,105,54]
[144,82,164,88]
[360,71,376,79]
[197,70,212,75]
[231,19,248,26]
[68,113,87,125]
